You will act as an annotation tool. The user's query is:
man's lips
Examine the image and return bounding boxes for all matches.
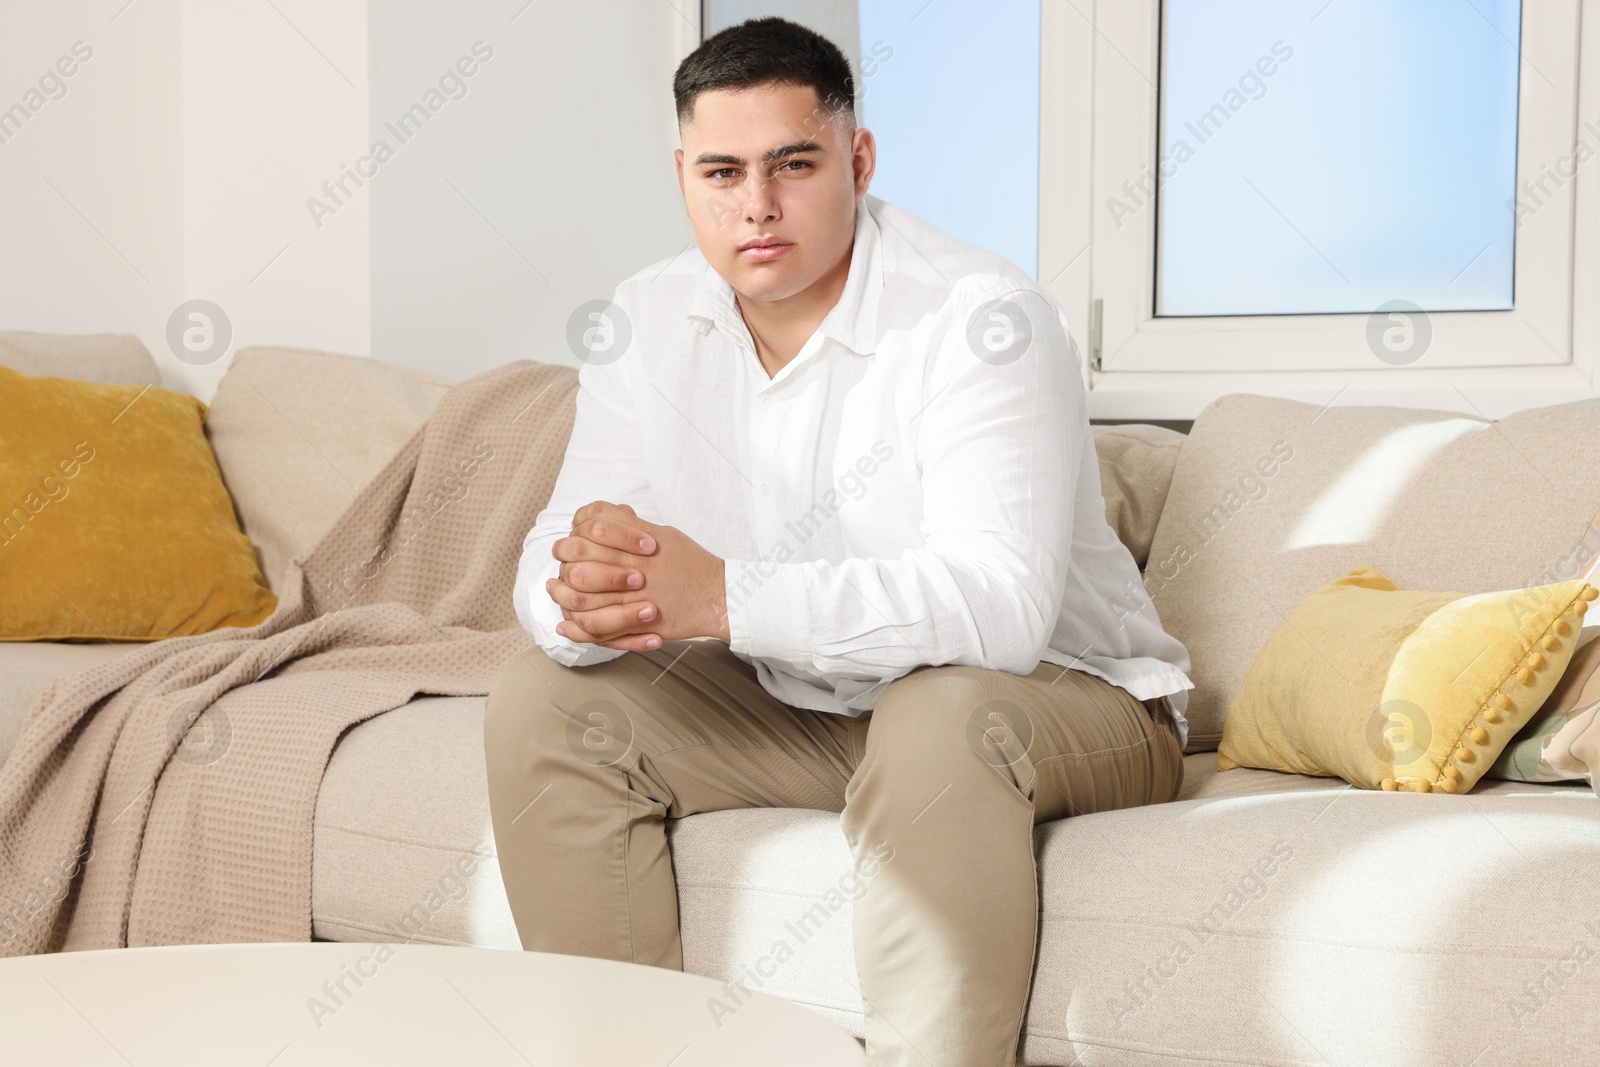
[739,241,794,262]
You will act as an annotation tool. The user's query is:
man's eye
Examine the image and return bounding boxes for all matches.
[708,161,809,181]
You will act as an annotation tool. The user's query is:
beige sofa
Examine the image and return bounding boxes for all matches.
[3,335,1597,1066]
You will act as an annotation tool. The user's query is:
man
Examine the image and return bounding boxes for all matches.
[484,15,1194,1067]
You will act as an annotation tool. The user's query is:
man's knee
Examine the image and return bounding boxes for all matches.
[846,665,1034,828]
[866,665,1029,773]
[875,664,1025,734]
[485,647,569,757]
[485,647,643,777]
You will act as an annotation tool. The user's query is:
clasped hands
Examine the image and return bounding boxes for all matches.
[546,500,730,652]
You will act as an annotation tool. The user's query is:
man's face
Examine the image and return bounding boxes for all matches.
[675,82,870,304]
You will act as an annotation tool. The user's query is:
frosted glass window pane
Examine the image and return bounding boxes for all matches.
[1154,0,1521,317]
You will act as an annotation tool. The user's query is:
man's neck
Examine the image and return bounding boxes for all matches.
[736,236,854,380]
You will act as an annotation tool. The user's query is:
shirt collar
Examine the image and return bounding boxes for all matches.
[686,193,884,357]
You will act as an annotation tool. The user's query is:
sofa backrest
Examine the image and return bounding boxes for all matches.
[204,347,453,593]
[1148,393,1600,753]
[200,347,1187,597]
[24,333,1598,763]
[1094,424,1185,569]
[0,331,161,386]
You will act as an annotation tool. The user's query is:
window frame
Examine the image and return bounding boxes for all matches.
[1041,0,1600,420]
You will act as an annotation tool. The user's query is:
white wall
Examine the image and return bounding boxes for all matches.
[2,0,697,394]
[179,0,370,400]
[0,1,185,381]
[0,0,369,402]
[706,0,861,69]
[367,0,698,380]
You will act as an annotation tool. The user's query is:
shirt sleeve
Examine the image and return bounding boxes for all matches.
[723,285,1082,691]
[513,295,659,667]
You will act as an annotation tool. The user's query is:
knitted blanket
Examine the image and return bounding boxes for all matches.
[0,359,577,953]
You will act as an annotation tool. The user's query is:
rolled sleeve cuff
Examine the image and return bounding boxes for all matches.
[725,558,811,663]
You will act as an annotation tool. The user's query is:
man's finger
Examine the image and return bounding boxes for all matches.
[552,534,647,573]
[568,600,660,641]
[557,617,662,651]
[598,632,662,652]
[551,557,643,595]
[573,500,637,520]
[573,501,658,554]
[575,515,657,556]
[547,576,640,612]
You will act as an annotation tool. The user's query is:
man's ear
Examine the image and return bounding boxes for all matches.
[851,128,876,199]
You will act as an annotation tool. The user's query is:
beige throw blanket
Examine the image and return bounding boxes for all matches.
[1,360,577,954]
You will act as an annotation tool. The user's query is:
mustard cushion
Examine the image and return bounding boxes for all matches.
[0,366,277,641]
[1217,563,1596,793]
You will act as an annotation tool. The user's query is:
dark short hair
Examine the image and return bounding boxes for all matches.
[673,16,856,136]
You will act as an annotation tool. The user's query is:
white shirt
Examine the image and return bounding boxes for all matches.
[513,192,1195,744]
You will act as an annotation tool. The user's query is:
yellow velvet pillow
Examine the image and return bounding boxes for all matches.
[0,366,277,641]
[1218,564,1596,793]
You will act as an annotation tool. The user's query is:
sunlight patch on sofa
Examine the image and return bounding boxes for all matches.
[1284,419,1486,550]
[465,814,521,950]
[1267,808,1599,1060]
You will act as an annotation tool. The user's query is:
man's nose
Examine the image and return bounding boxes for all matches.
[742,172,778,222]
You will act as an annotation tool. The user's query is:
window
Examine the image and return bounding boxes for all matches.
[856,0,1041,278]
[1156,1,1520,317]
[1043,0,1598,418]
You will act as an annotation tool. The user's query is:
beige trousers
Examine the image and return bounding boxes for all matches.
[484,638,1184,1067]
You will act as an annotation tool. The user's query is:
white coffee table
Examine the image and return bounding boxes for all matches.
[0,942,865,1065]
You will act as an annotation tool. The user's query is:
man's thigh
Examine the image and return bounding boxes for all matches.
[487,637,865,816]
[954,661,1185,821]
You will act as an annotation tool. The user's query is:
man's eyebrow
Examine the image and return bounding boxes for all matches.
[691,141,825,168]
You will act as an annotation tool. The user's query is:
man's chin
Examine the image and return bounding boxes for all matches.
[728,266,806,303]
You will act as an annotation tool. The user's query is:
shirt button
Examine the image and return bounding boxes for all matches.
[760,483,771,496]
[761,395,771,404]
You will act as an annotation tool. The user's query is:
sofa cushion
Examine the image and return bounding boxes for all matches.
[313,696,1599,1063]
[313,696,518,951]
[0,641,133,765]
[1219,564,1595,793]
[1146,394,1600,753]
[1092,423,1185,569]
[1032,773,1598,1064]
[0,331,161,387]
[204,348,452,593]
[0,366,278,641]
